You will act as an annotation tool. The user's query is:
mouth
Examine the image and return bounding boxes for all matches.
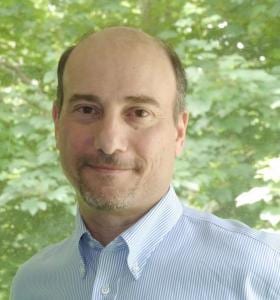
[85,164,132,174]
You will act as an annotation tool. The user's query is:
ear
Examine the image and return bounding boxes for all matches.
[175,111,188,157]
[52,103,60,148]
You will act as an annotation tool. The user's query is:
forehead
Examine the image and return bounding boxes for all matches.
[63,29,176,106]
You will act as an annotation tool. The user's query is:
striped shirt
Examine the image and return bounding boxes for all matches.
[11,186,280,299]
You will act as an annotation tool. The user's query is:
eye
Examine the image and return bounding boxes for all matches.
[132,109,150,118]
[75,105,100,115]
[125,107,155,126]
[73,105,102,120]
[78,106,96,114]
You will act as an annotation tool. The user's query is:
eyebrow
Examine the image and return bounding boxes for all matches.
[68,94,101,104]
[125,95,160,108]
[68,93,160,108]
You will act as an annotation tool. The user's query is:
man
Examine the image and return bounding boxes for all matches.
[11,26,280,299]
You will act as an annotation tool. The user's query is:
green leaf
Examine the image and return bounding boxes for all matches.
[188,95,212,117]
[43,69,56,84]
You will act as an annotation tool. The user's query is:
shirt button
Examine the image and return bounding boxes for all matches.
[88,240,95,248]
[132,264,140,273]
[79,265,85,275]
[101,285,110,295]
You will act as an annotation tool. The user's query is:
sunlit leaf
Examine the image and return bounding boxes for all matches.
[21,199,47,216]
[235,187,272,207]
[260,208,280,226]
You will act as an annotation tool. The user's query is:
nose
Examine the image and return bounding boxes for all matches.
[94,115,128,155]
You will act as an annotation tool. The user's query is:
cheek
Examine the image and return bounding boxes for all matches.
[135,126,176,167]
[58,124,89,160]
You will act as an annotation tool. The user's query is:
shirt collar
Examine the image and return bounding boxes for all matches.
[72,186,183,280]
[73,207,93,246]
[121,186,183,279]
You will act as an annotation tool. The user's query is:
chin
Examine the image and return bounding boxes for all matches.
[82,193,130,211]
[79,185,134,211]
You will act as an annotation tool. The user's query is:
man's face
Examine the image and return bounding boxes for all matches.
[53,31,187,213]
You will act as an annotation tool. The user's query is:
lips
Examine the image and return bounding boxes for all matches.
[86,164,131,173]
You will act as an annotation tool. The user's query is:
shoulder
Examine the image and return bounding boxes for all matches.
[20,236,74,268]
[10,237,74,299]
[154,204,280,299]
[179,204,280,254]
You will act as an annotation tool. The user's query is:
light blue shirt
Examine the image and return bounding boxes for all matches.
[11,187,280,299]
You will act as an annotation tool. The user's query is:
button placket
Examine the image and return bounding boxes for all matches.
[91,243,125,299]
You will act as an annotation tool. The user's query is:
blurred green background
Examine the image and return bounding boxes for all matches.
[1,0,280,298]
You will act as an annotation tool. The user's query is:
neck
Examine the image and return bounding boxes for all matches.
[77,186,170,246]
[79,205,152,246]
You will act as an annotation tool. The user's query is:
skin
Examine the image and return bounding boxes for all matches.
[53,27,188,246]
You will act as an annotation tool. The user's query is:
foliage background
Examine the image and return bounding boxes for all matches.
[0,0,279,298]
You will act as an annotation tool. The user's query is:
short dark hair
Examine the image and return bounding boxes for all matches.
[56,31,187,121]
[157,40,187,120]
[56,45,75,112]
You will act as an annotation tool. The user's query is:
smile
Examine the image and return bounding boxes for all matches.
[86,164,131,174]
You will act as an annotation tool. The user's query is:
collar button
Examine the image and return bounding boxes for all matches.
[88,240,96,248]
[101,285,110,295]
[132,264,140,273]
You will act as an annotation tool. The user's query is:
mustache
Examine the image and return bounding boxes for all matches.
[78,153,143,171]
